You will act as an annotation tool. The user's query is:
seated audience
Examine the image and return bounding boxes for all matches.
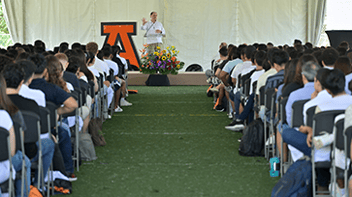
[28,53,78,179]
[333,56,352,94]
[283,69,352,193]
[3,62,55,191]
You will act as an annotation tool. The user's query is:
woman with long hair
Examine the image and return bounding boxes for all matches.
[45,55,70,93]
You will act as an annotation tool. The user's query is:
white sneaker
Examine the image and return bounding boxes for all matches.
[228,113,233,119]
[115,106,123,112]
[265,135,275,146]
[210,87,219,93]
[120,99,132,106]
[108,115,112,119]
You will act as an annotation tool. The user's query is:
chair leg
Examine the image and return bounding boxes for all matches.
[76,111,80,172]
[38,152,42,192]
[280,131,283,177]
[51,163,55,196]
[264,114,268,160]
[21,158,25,197]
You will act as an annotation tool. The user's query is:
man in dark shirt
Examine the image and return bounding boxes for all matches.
[28,53,78,177]
[2,63,55,186]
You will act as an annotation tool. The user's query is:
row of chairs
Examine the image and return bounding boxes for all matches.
[228,74,352,195]
[0,69,114,196]
[274,95,352,196]
[0,102,58,196]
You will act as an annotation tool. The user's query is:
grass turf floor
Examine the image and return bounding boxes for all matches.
[71,86,279,197]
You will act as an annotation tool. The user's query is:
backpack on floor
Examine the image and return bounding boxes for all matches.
[238,119,264,156]
[88,118,106,146]
[271,157,312,197]
[79,132,97,161]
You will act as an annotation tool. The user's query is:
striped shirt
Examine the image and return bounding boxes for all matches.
[264,69,284,90]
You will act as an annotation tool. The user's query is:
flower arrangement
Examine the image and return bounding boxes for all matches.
[139,45,184,75]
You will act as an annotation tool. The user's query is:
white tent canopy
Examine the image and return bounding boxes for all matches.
[2,0,326,70]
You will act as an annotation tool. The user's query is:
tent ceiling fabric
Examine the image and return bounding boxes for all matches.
[2,0,325,70]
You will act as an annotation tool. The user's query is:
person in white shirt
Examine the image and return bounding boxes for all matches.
[18,60,46,107]
[86,42,117,109]
[229,46,256,117]
[293,69,352,193]
[225,50,267,131]
[230,46,257,93]
[0,109,16,197]
[102,46,132,109]
[211,42,227,64]
[102,48,119,77]
[302,68,332,125]
[321,48,339,70]
[112,45,129,84]
[86,52,100,77]
[141,11,166,53]
[255,48,280,96]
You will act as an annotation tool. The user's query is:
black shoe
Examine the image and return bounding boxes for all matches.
[226,120,237,127]
[215,105,225,112]
[225,119,244,131]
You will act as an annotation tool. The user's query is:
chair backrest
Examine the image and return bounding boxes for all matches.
[252,81,258,95]
[270,91,277,116]
[46,101,58,129]
[39,106,50,134]
[291,99,310,128]
[109,69,114,82]
[335,116,345,150]
[264,87,276,110]
[74,89,82,107]
[244,78,251,96]
[70,90,79,101]
[237,74,242,89]
[88,80,95,98]
[259,86,265,105]
[99,73,104,88]
[21,110,41,143]
[313,110,345,137]
[344,105,352,158]
[345,126,352,159]
[279,97,288,124]
[78,79,88,105]
[0,127,10,162]
[13,121,23,152]
[80,87,87,106]
[306,106,317,127]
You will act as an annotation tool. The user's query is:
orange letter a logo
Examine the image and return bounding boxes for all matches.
[101,22,140,68]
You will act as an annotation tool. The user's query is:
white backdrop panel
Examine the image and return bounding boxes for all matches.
[3,0,323,71]
[238,0,306,46]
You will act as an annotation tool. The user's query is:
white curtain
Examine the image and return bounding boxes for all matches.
[307,0,327,46]
[2,0,325,71]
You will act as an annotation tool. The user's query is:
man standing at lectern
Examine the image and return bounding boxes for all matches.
[141,11,166,54]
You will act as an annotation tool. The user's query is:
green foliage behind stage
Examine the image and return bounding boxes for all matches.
[0,2,12,48]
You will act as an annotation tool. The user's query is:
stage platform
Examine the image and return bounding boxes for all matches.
[127,71,208,86]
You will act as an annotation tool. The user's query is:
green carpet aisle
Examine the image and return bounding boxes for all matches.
[71,86,279,196]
